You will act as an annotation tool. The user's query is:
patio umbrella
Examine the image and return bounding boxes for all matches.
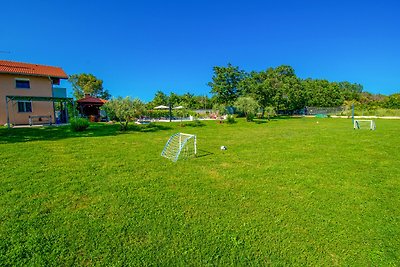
[173,106,184,109]
[154,105,169,109]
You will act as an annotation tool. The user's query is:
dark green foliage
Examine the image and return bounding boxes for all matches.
[147,92,214,110]
[384,93,400,109]
[70,118,89,132]
[103,97,145,131]
[68,73,110,100]
[208,63,247,105]
[209,64,386,115]
[234,97,259,121]
[302,79,345,107]
[238,65,305,113]
[246,113,255,121]
[226,115,236,124]
[338,81,363,101]
[169,92,181,107]
[150,90,169,107]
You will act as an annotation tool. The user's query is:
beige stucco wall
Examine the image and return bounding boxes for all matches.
[0,74,55,125]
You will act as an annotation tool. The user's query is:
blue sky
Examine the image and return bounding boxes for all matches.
[1,0,399,101]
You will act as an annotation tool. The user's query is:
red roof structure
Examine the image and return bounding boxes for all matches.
[0,60,68,79]
[76,95,108,104]
[76,95,108,122]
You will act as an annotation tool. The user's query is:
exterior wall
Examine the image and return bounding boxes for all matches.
[0,74,55,125]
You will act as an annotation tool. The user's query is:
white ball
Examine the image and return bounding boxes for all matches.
[220,146,227,150]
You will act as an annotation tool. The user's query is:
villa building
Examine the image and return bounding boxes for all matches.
[0,60,70,126]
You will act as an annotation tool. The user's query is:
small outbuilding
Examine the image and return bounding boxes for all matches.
[76,94,107,122]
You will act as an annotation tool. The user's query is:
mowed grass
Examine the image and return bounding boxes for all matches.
[0,118,399,266]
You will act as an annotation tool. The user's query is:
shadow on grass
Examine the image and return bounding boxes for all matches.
[0,122,172,144]
[196,149,214,158]
[129,123,172,132]
[253,119,268,124]
[258,116,305,122]
[179,120,206,127]
[273,115,304,120]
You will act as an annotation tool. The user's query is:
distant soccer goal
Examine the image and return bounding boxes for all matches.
[161,133,197,162]
[354,120,376,130]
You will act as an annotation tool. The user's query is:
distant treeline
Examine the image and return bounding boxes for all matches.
[147,64,399,112]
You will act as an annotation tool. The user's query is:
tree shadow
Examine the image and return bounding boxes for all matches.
[0,122,172,144]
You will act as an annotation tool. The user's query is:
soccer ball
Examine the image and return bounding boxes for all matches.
[220,146,227,150]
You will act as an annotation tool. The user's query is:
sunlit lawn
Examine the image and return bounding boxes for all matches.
[0,118,399,265]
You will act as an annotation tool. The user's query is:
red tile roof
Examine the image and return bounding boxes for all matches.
[0,60,68,79]
[77,95,108,104]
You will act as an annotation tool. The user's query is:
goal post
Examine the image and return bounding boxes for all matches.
[161,133,197,162]
[354,119,376,130]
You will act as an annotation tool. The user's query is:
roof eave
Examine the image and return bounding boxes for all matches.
[0,71,68,79]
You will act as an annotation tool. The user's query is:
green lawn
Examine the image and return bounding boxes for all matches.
[0,118,399,266]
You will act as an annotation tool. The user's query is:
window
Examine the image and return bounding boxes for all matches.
[16,79,30,89]
[17,101,32,113]
[51,78,60,85]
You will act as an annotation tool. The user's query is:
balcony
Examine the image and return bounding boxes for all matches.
[52,87,67,98]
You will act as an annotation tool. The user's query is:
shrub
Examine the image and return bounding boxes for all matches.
[226,115,236,124]
[234,97,259,122]
[70,118,90,132]
[246,113,255,122]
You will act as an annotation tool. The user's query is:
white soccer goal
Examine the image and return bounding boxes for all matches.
[354,119,376,130]
[161,133,197,162]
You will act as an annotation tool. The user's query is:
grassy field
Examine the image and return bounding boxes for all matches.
[0,118,399,266]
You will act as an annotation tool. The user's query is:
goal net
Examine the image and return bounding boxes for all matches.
[354,120,376,130]
[161,133,197,162]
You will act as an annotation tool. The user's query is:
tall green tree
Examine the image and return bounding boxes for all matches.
[68,73,111,100]
[208,63,247,105]
[150,91,169,107]
[181,93,196,109]
[169,92,182,107]
[270,65,304,112]
[193,95,212,109]
[239,70,272,116]
[384,93,400,109]
[302,79,344,107]
[338,81,363,101]
[241,65,304,113]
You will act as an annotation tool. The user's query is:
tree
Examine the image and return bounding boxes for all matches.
[150,91,169,108]
[239,70,272,116]
[103,97,145,130]
[241,65,304,114]
[208,63,247,105]
[234,96,259,121]
[384,93,400,109]
[169,92,182,107]
[267,65,304,112]
[338,81,363,101]
[181,93,196,109]
[68,73,111,100]
[193,95,213,109]
[302,79,344,107]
